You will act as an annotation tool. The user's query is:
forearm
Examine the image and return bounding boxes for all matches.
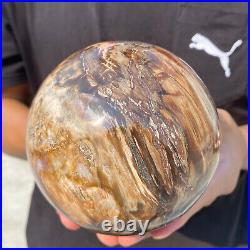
[240,124,248,170]
[2,98,29,158]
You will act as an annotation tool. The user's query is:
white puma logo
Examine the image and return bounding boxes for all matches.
[189,33,243,78]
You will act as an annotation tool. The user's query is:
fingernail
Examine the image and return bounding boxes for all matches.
[151,226,172,240]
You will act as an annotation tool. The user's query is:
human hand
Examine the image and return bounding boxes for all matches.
[57,109,247,247]
[56,210,80,231]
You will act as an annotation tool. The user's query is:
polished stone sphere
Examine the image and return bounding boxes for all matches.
[26,41,220,235]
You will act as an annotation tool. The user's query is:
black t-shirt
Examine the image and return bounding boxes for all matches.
[3,2,248,247]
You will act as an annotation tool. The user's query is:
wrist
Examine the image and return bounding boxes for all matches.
[239,125,248,170]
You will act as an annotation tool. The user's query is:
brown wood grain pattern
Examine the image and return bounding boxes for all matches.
[26,41,220,234]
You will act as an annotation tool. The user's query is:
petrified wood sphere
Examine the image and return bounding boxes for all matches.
[26,41,220,235]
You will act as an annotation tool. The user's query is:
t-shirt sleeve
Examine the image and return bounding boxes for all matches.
[2,6,28,88]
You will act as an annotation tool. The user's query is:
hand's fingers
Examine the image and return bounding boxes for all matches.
[118,234,149,247]
[96,234,119,247]
[56,211,80,231]
[151,217,184,240]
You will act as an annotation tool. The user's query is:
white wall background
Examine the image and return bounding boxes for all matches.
[2,153,34,248]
